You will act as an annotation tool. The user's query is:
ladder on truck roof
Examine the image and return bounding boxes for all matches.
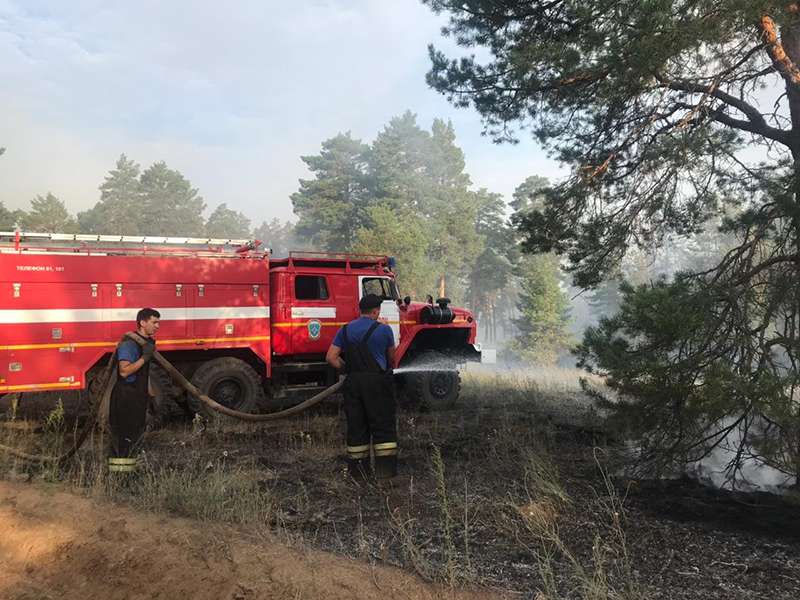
[0,231,253,245]
[0,231,266,257]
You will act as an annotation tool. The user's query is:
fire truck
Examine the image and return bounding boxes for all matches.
[0,232,494,424]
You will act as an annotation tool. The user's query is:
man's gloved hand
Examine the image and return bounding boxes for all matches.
[141,340,156,362]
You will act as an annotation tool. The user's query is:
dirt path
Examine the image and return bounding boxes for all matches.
[0,481,503,600]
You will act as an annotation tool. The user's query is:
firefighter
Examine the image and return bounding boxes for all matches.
[326,293,403,488]
[108,308,160,474]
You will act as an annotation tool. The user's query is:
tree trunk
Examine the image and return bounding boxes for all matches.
[470,269,477,313]
[490,299,496,342]
[778,8,800,480]
[439,248,446,299]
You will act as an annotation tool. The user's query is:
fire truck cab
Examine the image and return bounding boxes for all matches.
[0,233,494,424]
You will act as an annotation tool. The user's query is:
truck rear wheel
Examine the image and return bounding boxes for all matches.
[147,364,172,429]
[85,363,171,429]
[187,357,265,421]
[405,369,461,410]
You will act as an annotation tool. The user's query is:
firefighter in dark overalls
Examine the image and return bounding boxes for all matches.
[108,307,160,474]
[326,294,402,488]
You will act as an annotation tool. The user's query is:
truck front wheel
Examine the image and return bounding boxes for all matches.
[187,357,265,421]
[405,369,461,410]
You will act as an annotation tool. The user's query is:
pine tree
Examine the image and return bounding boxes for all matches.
[423,119,483,302]
[371,111,434,215]
[468,188,516,340]
[253,218,297,257]
[140,161,206,236]
[586,278,624,321]
[369,112,483,303]
[289,114,489,305]
[368,112,439,295]
[205,203,251,238]
[351,204,432,300]
[505,253,573,365]
[78,154,143,234]
[424,1,800,478]
[19,193,76,233]
[291,132,371,251]
[509,175,549,213]
[0,201,19,230]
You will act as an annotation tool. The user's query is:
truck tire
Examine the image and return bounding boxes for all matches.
[187,357,265,421]
[405,369,461,410]
[147,363,172,429]
[85,363,171,429]
[174,393,194,418]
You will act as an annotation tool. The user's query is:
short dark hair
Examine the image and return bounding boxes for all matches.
[359,294,383,313]
[136,308,161,327]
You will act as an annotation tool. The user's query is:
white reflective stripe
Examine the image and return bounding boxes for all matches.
[109,308,187,322]
[291,307,336,319]
[0,306,270,324]
[190,307,270,320]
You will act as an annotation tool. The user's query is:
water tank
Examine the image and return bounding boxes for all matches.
[420,298,456,324]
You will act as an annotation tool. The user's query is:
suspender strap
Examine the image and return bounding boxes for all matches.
[361,321,381,344]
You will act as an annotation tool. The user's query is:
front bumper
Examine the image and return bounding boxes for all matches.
[471,343,496,364]
[454,343,496,366]
[479,345,497,364]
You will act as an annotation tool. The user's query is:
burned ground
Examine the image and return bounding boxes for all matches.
[2,371,800,599]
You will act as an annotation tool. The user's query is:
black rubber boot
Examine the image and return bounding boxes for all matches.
[347,458,371,484]
[375,455,409,488]
[375,454,397,482]
[374,454,397,479]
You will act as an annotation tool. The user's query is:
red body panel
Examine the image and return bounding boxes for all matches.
[0,251,271,393]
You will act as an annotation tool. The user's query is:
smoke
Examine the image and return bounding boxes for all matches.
[684,417,796,494]
[426,354,797,495]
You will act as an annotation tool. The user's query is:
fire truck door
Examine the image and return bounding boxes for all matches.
[358,276,400,346]
[291,274,337,354]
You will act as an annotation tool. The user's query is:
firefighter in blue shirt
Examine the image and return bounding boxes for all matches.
[108,308,160,474]
[326,294,402,488]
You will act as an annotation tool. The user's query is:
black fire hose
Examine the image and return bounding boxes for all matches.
[0,333,344,462]
[125,333,344,422]
[0,348,118,463]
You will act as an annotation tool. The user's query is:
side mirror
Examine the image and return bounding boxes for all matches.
[403,296,412,306]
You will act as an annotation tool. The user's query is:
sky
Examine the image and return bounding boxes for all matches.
[0,0,563,228]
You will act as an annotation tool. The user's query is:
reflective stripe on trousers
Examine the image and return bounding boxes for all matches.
[373,441,397,457]
[346,444,370,460]
[346,442,397,459]
[109,457,138,472]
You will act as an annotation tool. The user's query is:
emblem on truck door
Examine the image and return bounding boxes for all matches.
[307,319,322,341]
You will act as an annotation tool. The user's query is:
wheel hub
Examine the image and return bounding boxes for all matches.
[211,378,246,409]
[430,372,452,399]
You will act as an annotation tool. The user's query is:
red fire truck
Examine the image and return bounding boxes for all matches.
[0,232,494,424]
